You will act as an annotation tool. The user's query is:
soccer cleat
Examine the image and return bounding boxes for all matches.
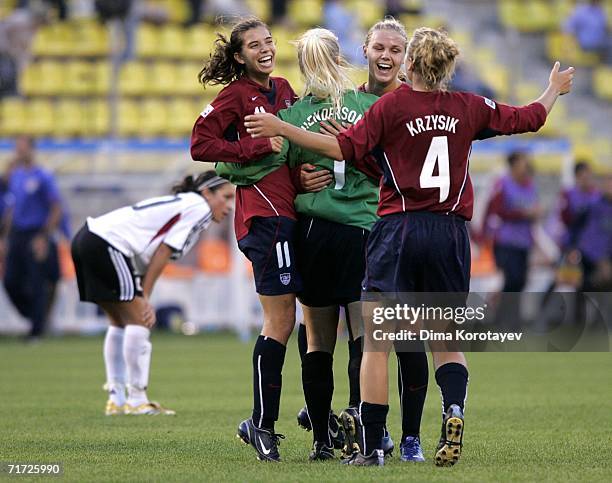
[342,449,384,466]
[339,407,360,459]
[382,427,394,457]
[400,436,425,462]
[237,418,285,462]
[297,406,312,431]
[104,400,125,416]
[434,404,464,467]
[125,401,176,415]
[328,411,345,450]
[309,441,335,461]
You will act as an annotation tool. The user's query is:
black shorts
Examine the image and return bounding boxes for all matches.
[71,224,142,303]
[296,216,369,307]
[363,211,471,293]
[238,216,302,296]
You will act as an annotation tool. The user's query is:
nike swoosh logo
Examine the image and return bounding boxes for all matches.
[258,436,271,455]
[251,96,258,101]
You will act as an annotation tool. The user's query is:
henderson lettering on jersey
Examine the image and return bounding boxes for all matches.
[405,115,460,137]
[301,106,364,130]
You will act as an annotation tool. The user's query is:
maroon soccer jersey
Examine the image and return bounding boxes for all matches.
[337,84,547,220]
[191,76,297,240]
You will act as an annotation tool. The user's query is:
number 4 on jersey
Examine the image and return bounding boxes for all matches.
[420,136,450,203]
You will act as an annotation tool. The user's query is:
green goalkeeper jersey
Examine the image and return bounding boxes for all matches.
[284,91,380,230]
[216,90,380,230]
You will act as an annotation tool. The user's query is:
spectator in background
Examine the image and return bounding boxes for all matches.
[483,152,542,328]
[18,0,67,20]
[270,0,289,25]
[323,0,364,64]
[385,0,422,17]
[185,0,204,26]
[559,161,600,249]
[0,2,49,97]
[1,136,62,341]
[564,0,609,58]
[485,152,543,293]
[576,174,612,293]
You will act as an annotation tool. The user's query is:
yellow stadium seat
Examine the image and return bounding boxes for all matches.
[73,19,110,56]
[33,60,64,96]
[139,99,168,137]
[65,61,96,96]
[346,0,385,29]
[281,65,304,94]
[479,64,509,101]
[546,32,600,67]
[27,99,54,137]
[273,27,298,64]
[54,100,86,138]
[176,62,203,95]
[289,0,323,27]
[167,99,198,137]
[159,25,187,58]
[93,61,112,96]
[31,23,72,57]
[245,0,271,21]
[118,99,141,137]
[119,61,149,96]
[136,24,161,58]
[0,97,26,137]
[88,100,111,137]
[566,120,590,142]
[19,63,41,96]
[593,67,612,101]
[185,25,216,61]
[150,61,177,95]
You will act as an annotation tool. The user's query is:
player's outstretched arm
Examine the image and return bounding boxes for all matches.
[535,61,575,114]
[245,113,343,160]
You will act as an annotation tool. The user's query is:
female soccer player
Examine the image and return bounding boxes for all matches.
[189,17,299,462]
[70,172,234,416]
[244,27,574,466]
[271,27,380,461]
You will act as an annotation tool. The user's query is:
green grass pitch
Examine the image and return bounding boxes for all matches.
[1,332,610,482]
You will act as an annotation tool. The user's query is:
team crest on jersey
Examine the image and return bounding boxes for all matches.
[483,97,496,110]
[201,104,214,118]
[280,273,291,285]
[285,99,292,108]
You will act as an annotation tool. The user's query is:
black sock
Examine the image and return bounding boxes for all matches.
[359,402,388,454]
[252,335,286,431]
[435,362,468,417]
[347,337,363,408]
[302,351,334,445]
[397,350,428,440]
[297,323,307,362]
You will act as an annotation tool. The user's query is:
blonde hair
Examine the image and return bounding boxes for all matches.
[407,27,459,90]
[295,28,354,112]
[365,16,408,51]
[365,17,409,81]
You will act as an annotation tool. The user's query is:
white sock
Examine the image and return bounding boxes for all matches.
[103,326,126,406]
[124,325,152,406]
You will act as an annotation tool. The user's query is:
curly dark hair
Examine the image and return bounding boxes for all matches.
[198,17,270,87]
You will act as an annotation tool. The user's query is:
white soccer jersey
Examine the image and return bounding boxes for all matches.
[87,192,212,274]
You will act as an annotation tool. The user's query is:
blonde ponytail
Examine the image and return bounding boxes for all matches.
[407,27,459,91]
[295,28,355,113]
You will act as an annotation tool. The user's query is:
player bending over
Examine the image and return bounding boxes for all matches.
[71,172,234,415]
